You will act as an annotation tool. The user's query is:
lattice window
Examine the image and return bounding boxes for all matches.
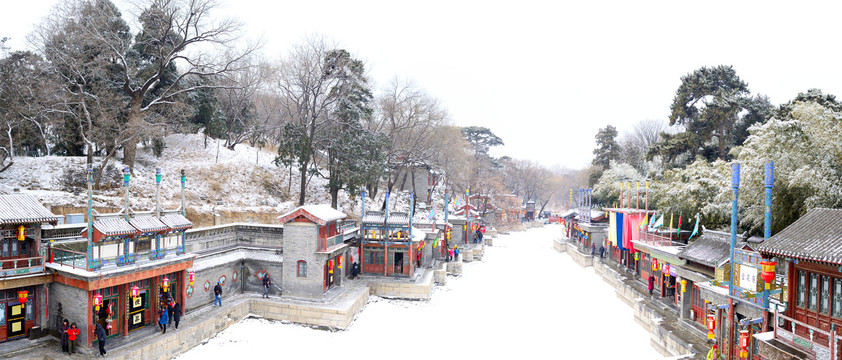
[833,278,842,318]
[798,271,806,308]
[821,275,830,314]
[297,261,307,278]
[809,273,818,310]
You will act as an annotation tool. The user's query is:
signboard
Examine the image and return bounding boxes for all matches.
[739,265,759,291]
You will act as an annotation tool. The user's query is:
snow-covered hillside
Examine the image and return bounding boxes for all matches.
[0,134,335,222]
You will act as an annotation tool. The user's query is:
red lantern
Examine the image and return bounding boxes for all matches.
[131,284,140,300]
[94,292,103,311]
[739,329,749,358]
[664,263,670,274]
[337,256,342,269]
[17,290,28,308]
[652,259,658,271]
[328,260,334,274]
[189,271,195,286]
[707,314,716,339]
[760,261,777,290]
[162,276,170,292]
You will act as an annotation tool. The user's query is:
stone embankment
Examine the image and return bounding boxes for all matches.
[555,238,709,359]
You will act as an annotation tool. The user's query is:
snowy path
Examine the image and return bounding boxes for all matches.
[176,224,663,359]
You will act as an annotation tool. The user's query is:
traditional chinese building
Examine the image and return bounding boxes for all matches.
[0,194,60,342]
[278,204,351,299]
[675,229,731,326]
[755,208,842,360]
[359,209,423,277]
[46,167,193,347]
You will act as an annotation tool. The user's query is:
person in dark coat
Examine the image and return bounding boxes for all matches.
[262,274,271,298]
[60,319,70,353]
[214,281,223,307]
[591,244,596,255]
[648,274,655,296]
[159,306,169,334]
[599,245,605,258]
[172,302,182,329]
[475,228,483,243]
[94,322,107,357]
[167,300,174,325]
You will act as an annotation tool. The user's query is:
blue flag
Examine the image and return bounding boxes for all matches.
[690,213,700,239]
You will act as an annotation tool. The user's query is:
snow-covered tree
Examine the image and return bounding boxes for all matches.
[736,102,842,235]
[651,159,731,231]
[592,162,643,207]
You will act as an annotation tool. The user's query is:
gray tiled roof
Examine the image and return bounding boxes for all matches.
[677,231,731,267]
[386,212,410,226]
[362,211,385,224]
[0,194,60,225]
[159,214,193,230]
[129,216,168,233]
[757,208,842,265]
[94,217,136,236]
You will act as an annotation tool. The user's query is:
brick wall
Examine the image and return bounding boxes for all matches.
[48,282,90,345]
[281,222,325,299]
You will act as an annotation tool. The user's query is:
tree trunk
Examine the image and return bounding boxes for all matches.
[298,160,308,206]
[123,104,142,173]
[718,123,726,160]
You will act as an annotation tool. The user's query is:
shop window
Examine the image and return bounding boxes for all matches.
[0,303,5,322]
[25,299,33,321]
[833,278,842,318]
[797,271,806,308]
[297,261,307,278]
[821,275,830,314]
[809,273,818,310]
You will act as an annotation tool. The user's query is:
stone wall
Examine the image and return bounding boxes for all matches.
[366,270,434,301]
[281,222,326,300]
[185,257,243,312]
[184,223,283,253]
[565,242,593,267]
[47,282,90,346]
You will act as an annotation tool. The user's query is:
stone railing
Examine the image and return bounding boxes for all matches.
[185,223,284,253]
[774,310,838,359]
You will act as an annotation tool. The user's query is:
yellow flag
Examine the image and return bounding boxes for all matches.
[669,213,674,232]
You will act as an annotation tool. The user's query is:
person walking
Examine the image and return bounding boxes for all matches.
[94,322,107,357]
[67,322,80,355]
[454,246,460,261]
[167,299,174,325]
[214,281,223,307]
[591,244,596,255]
[172,302,182,330]
[648,274,655,296]
[159,305,169,334]
[448,248,453,262]
[60,319,69,354]
[599,245,605,258]
[706,344,721,360]
[262,273,271,298]
[475,227,483,244]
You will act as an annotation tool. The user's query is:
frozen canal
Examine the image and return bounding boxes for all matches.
[176,224,662,359]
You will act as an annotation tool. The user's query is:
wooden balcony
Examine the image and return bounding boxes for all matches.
[0,256,45,276]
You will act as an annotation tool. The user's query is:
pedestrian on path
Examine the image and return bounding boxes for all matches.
[599,245,605,258]
[94,322,107,357]
[448,248,453,262]
[454,246,459,261]
[591,244,596,255]
[648,274,655,296]
[706,344,721,360]
[159,306,169,334]
[214,281,223,306]
[172,302,182,330]
[67,322,80,355]
[167,299,174,325]
[60,319,69,353]
[262,273,271,298]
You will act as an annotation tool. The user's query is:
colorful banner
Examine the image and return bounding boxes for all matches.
[608,212,617,246]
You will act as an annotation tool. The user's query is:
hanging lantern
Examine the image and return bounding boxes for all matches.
[634,252,640,261]
[664,263,670,274]
[162,276,170,292]
[131,285,140,300]
[397,231,402,240]
[328,260,334,274]
[17,225,25,241]
[17,290,28,308]
[739,329,749,358]
[707,314,716,339]
[372,230,377,238]
[189,271,195,286]
[94,292,103,311]
[652,259,658,271]
[760,261,777,290]
[337,255,342,269]
[680,279,687,293]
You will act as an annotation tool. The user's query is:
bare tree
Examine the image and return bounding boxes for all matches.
[368,77,448,207]
[36,0,259,173]
[619,118,666,174]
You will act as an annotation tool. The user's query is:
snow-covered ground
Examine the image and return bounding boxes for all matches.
[175,225,663,359]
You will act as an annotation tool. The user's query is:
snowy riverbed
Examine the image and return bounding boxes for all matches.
[176,224,663,359]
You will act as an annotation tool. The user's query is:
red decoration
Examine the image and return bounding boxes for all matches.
[189,271,195,286]
[739,329,749,358]
[337,256,342,269]
[760,261,777,290]
[17,290,28,308]
[131,285,140,300]
[707,314,716,339]
[328,260,334,274]
[94,292,103,311]
[162,276,170,291]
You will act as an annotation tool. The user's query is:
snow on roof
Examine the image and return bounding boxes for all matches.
[94,217,137,236]
[386,212,410,226]
[159,214,193,230]
[277,204,346,225]
[0,194,60,225]
[129,216,168,233]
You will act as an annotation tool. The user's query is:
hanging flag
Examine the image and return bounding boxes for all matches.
[639,212,649,231]
[650,213,664,230]
[690,213,700,239]
[669,213,674,233]
[678,212,683,233]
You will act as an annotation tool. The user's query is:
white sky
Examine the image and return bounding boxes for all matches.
[3,0,842,170]
[175,225,663,359]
